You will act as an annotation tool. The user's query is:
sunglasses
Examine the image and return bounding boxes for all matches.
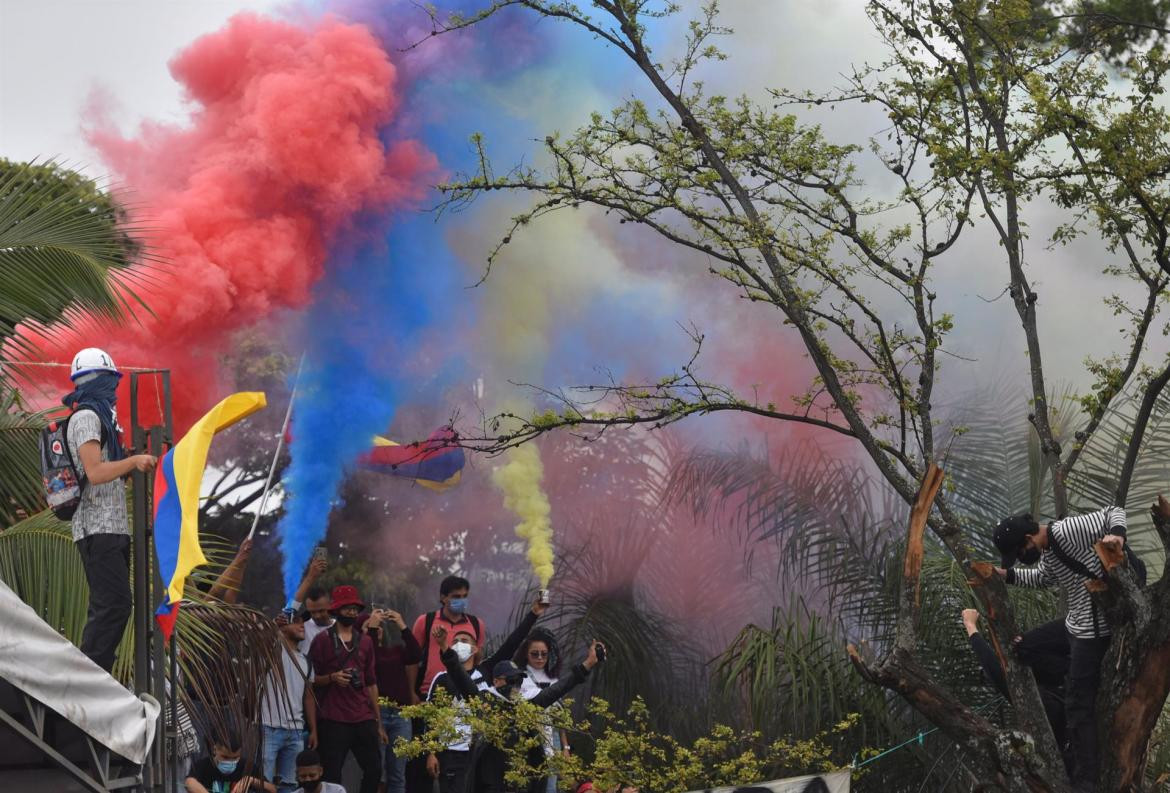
[528,650,548,658]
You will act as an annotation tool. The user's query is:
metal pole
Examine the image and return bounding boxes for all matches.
[246,355,304,541]
[129,373,155,792]
[169,624,180,793]
[149,425,170,792]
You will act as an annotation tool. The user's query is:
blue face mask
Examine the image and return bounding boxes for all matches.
[216,759,239,775]
[448,597,468,614]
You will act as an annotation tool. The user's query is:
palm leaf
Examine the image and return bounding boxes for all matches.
[0,159,156,343]
[0,512,287,766]
[0,391,49,524]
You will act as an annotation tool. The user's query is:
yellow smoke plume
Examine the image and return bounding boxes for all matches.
[492,443,554,586]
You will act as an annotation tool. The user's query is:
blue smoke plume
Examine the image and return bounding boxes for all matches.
[278,212,460,602]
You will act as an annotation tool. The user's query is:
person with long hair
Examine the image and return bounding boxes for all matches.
[513,629,571,793]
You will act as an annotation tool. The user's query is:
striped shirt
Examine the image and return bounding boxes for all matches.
[1007,507,1127,638]
[66,409,129,542]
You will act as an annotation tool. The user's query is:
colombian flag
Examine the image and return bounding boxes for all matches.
[153,392,267,641]
[358,426,464,492]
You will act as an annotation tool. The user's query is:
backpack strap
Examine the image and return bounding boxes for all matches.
[1047,527,1104,638]
[1046,528,1102,581]
[468,614,481,644]
[416,609,439,695]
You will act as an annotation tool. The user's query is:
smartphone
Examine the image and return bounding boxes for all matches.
[538,589,551,606]
[312,545,328,564]
[594,642,606,663]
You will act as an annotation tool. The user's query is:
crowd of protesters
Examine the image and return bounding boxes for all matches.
[53,348,609,793]
[171,548,605,793]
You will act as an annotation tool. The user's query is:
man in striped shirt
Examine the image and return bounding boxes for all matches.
[993,507,1128,790]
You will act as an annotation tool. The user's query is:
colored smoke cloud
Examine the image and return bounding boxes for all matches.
[20,13,432,432]
[492,443,555,586]
[278,210,458,602]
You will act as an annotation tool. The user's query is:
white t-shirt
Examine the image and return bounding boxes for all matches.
[299,617,334,656]
[521,667,559,755]
[428,668,491,751]
[260,644,311,730]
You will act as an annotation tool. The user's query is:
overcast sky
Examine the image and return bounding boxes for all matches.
[0,0,279,172]
[1,0,1156,398]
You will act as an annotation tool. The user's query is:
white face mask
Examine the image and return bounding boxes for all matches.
[453,642,474,663]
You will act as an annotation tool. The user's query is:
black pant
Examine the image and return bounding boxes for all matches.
[1065,634,1111,787]
[319,718,382,793]
[474,745,508,793]
[437,749,471,793]
[406,717,433,793]
[77,533,132,672]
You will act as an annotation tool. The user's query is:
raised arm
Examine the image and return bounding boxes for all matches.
[292,557,327,607]
[530,641,603,708]
[433,627,482,699]
[208,538,253,603]
[485,597,547,668]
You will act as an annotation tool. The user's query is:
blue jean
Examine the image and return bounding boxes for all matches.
[262,725,304,791]
[381,705,412,793]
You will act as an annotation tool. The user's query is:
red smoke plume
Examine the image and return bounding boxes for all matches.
[21,14,435,432]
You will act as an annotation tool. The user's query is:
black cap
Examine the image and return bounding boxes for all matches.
[492,660,526,682]
[993,514,1038,569]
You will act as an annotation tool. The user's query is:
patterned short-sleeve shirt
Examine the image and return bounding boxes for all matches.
[65,409,129,542]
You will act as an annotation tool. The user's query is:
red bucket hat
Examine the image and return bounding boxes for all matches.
[329,585,365,612]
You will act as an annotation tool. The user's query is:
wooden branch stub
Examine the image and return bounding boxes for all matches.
[1094,536,1127,576]
[904,463,946,610]
[968,560,995,588]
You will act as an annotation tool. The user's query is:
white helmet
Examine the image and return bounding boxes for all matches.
[71,348,120,382]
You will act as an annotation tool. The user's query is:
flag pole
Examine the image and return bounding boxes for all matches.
[246,354,304,541]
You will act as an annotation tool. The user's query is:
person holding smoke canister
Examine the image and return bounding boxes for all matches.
[62,347,157,672]
[422,596,549,793]
[260,610,314,792]
[992,505,1147,790]
[434,625,605,793]
[514,629,571,793]
[307,586,386,793]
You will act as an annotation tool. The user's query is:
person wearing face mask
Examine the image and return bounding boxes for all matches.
[185,736,275,793]
[290,749,346,793]
[435,629,606,793]
[61,348,157,672]
[421,596,549,793]
[992,506,1142,791]
[307,586,387,793]
[410,576,487,700]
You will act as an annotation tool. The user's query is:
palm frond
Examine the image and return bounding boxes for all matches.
[0,159,160,385]
[0,391,49,524]
[0,511,287,767]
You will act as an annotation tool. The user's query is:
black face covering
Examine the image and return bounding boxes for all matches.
[1018,546,1042,565]
[300,779,322,793]
[336,614,356,627]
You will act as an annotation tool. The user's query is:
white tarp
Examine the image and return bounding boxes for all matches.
[0,576,159,763]
[693,770,850,793]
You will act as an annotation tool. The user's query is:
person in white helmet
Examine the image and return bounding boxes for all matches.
[63,347,157,672]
